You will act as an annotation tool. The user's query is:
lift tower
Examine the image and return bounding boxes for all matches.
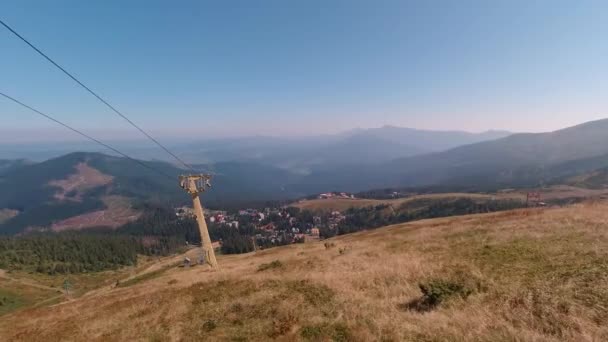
[179,174,218,269]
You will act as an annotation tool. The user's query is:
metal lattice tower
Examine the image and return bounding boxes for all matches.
[179,174,218,269]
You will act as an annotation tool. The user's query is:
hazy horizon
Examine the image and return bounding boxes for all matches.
[0,122,550,144]
[1,116,607,144]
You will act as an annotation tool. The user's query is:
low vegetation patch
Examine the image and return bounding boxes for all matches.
[403,269,483,312]
[287,279,335,308]
[300,324,324,340]
[117,264,176,288]
[300,322,353,342]
[0,289,24,316]
[256,259,283,272]
[338,246,351,255]
[202,319,217,332]
[183,278,339,340]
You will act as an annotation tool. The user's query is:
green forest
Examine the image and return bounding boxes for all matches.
[0,234,138,274]
[0,206,195,274]
[0,205,264,274]
[322,198,525,238]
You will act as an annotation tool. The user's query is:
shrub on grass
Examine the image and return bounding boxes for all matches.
[299,322,353,341]
[419,278,475,306]
[269,312,298,337]
[331,323,353,342]
[403,270,483,312]
[202,320,217,332]
[257,260,283,272]
[300,325,323,339]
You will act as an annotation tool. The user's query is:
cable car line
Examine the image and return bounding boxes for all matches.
[0,18,195,172]
[0,91,175,181]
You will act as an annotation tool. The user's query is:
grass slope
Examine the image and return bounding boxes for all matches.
[293,192,517,213]
[2,203,608,341]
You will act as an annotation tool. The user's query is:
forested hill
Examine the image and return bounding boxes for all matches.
[0,152,301,234]
[0,159,29,175]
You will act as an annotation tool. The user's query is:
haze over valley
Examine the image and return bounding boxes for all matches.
[3,119,608,235]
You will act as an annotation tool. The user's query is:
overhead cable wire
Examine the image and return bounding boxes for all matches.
[0,92,175,181]
[0,18,195,172]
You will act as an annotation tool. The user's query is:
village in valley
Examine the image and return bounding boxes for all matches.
[174,192,354,251]
[171,186,559,256]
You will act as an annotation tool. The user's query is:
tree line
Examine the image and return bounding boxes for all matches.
[322,198,525,238]
[0,204,269,274]
[0,233,138,274]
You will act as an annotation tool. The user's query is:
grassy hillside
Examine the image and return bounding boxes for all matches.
[293,193,507,213]
[2,202,608,340]
[294,187,608,215]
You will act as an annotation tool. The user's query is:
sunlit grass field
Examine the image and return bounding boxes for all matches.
[2,202,608,341]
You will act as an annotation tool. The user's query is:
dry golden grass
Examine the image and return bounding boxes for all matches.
[3,202,608,341]
[293,186,608,214]
[293,192,502,213]
[293,198,388,212]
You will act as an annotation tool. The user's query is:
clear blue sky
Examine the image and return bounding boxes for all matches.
[1,0,608,141]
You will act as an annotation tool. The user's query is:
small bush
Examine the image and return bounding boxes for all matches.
[300,322,352,341]
[288,280,335,307]
[338,246,351,255]
[118,263,177,288]
[403,272,482,312]
[257,260,283,272]
[301,325,323,339]
[331,323,353,342]
[269,312,297,337]
[202,320,217,332]
[229,302,243,313]
[0,296,15,306]
[419,278,474,306]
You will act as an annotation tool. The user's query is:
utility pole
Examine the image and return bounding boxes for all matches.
[179,174,218,269]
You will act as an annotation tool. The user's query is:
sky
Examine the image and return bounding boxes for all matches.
[1,0,608,142]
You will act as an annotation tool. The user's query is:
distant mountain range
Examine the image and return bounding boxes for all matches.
[4,119,608,234]
[341,126,512,151]
[295,119,608,192]
[0,126,512,173]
